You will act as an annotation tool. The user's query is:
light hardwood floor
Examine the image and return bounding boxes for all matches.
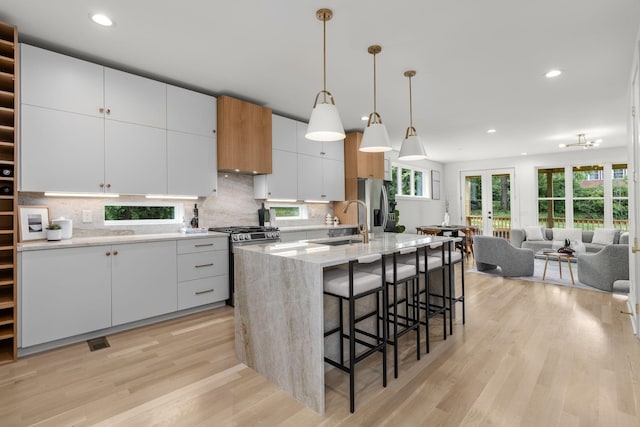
[1,267,639,426]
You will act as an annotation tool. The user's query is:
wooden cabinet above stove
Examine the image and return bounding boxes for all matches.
[217,96,272,174]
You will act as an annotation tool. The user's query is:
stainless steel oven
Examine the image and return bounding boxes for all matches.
[208,226,280,306]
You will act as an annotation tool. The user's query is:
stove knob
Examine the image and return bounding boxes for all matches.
[238,234,245,241]
[244,234,251,241]
[232,235,239,242]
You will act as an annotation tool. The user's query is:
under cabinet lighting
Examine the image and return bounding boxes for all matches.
[44,192,120,198]
[304,200,331,204]
[146,194,198,200]
[267,199,298,203]
[487,129,497,133]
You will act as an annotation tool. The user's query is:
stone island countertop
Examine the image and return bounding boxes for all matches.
[233,232,455,413]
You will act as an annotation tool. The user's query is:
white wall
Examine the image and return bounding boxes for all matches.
[387,150,446,232]
[443,147,628,228]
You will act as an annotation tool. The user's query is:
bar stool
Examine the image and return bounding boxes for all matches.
[357,248,420,378]
[323,254,387,413]
[401,242,447,354]
[437,238,466,334]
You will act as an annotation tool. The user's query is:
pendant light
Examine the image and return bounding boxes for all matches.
[398,70,427,160]
[305,8,345,142]
[359,45,392,152]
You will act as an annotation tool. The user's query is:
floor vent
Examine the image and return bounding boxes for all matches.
[87,336,110,352]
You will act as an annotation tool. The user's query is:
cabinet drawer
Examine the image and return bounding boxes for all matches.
[177,237,227,254]
[178,251,228,281]
[178,275,229,310]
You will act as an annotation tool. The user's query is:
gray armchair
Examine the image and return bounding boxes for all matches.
[474,236,534,277]
[577,244,629,292]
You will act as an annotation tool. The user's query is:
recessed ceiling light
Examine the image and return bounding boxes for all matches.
[487,129,496,134]
[545,69,562,78]
[521,152,527,156]
[558,143,567,148]
[361,116,368,121]
[91,13,113,26]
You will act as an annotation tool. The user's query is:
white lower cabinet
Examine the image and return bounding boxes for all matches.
[177,236,229,310]
[20,237,228,349]
[111,241,177,326]
[21,246,112,347]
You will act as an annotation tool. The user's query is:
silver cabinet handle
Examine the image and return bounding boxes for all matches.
[195,289,214,295]
[195,243,214,248]
[195,263,214,268]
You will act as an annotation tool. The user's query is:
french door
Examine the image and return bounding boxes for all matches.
[629,47,639,335]
[461,168,515,238]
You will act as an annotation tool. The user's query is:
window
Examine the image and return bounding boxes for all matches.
[270,203,308,220]
[537,163,628,231]
[391,164,430,198]
[537,167,566,228]
[613,164,629,229]
[104,203,183,225]
[573,165,604,229]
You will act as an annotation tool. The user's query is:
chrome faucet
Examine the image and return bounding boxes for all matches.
[343,200,369,243]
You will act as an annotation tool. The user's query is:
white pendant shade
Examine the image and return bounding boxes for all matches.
[306,102,346,141]
[398,134,427,160]
[360,122,392,152]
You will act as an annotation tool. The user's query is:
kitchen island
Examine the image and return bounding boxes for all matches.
[234,232,454,413]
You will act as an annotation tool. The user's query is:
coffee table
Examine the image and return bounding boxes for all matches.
[537,250,575,285]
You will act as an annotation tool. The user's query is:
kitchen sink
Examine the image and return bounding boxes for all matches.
[316,238,363,246]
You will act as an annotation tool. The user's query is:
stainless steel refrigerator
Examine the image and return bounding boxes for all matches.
[357,178,396,234]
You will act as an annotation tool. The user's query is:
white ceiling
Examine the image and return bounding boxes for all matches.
[1,0,639,163]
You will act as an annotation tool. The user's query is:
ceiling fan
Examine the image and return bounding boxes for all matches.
[559,133,601,149]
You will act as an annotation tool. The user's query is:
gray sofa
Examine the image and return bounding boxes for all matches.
[511,228,628,254]
[474,236,534,277]
[577,244,629,292]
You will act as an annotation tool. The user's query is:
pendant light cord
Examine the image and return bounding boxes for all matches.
[323,17,327,103]
[408,74,413,128]
[373,52,377,114]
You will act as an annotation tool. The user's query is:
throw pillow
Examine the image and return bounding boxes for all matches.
[552,228,582,243]
[524,226,545,241]
[592,228,617,245]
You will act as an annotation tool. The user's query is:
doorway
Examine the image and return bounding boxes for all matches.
[461,168,515,239]
[629,47,639,335]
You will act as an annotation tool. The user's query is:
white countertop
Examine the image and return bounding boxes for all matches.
[17,231,229,252]
[236,232,454,268]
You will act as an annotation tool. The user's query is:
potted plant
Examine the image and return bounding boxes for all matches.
[46,223,62,241]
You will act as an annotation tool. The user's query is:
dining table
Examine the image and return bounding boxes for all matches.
[416,225,470,237]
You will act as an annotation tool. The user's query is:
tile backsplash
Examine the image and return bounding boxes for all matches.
[19,173,332,237]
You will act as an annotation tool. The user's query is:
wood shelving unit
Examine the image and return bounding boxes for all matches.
[0,21,17,364]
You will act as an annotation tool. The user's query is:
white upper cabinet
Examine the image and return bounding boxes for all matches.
[254,149,297,199]
[256,114,345,201]
[105,121,167,195]
[167,85,217,137]
[323,158,346,201]
[20,44,104,118]
[104,68,166,128]
[21,105,105,192]
[168,131,217,196]
[20,45,219,196]
[271,115,298,152]
[295,122,344,161]
[297,154,324,200]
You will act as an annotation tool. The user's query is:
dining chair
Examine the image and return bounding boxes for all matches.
[459,226,479,260]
